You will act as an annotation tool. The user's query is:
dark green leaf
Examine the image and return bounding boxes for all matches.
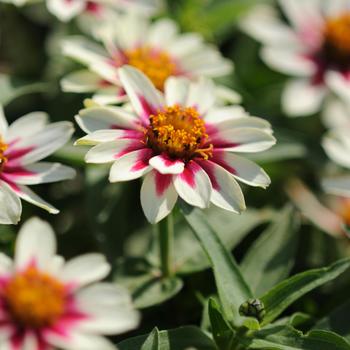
[118,326,217,350]
[260,258,350,325]
[180,203,252,325]
[241,206,299,295]
[141,328,160,350]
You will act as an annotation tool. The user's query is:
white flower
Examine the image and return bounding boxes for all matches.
[0,106,75,225]
[241,1,350,116]
[61,12,235,105]
[322,128,350,197]
[0,217,139,350]
[321,98,350,130]
[75,66,275,224]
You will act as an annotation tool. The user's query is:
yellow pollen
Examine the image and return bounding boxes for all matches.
[146,105,212,161]
[4,267,65,328]
[0,136,8,173]
[124,46,177,91]
[323,13,350,63]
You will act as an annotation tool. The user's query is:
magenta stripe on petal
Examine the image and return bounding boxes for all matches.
[155,172,173,196]
[138,95,157,124]
[178,161,202,188]
[212,151,236,175]
[5,146,35,164]
[0,177,20,192]
[131,149,153,172]
[114,141,146,159]
[196,160,220,190]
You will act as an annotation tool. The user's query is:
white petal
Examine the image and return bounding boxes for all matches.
[109,149,153,182]
[15,217,56,270]
[76,106,140,134]
[322,176,350,197]
[4,162,76,185]
[186,78,216,114]
[118,65,164,119]
[149,155,185,175]
[6,112,48,143]
[324,0,349,16]
[204,106,248,123]
[140,170,178,224]
[173,161,211,209]
[197,160,245,213]
[212,128,276,152]
[0,106,8,135]
[146,18,178,47]
[92,87,128,106]
[7,122,74,166]
[14,184,59,214]
[47,0,85,21]
[47,332,116,350]
[282,79,326,116]
[166,33,204,57]
[61,253,111,287]
[240,4,300,46]
[261,47,315,76]
[76,129,142,146]
[213,152,271,188]
[321,98,350,129]
[326,70,350,103]
[76,283,139,335]
[61,70,104,93]
[0,253,13,275]
[214,85,242,105]
[323,130,350,169]
[85,140,144,164]
[164,77,190,106]
[0,180,21,225]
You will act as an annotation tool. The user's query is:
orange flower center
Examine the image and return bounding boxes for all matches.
[124,47,177,91]
[146,105,212,161]
[0,137,8,173]
[339,199,350,226]
[323,13,350,64]
[4,267,65,328]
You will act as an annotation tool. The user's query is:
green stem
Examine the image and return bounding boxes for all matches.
[158,212,174,278]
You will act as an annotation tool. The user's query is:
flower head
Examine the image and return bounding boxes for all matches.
[0,107,75,225]
[61,12,234,105]
[0,217,139,350]
[242,1,350,116]
[76,66,275,223]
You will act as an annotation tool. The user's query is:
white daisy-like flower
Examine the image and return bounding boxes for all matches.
[0,217,139,350]
[75,66,275,224]
[322,128,350,197]
[61,12,235,105]
[241,0,350,116]
[0,106,75,225]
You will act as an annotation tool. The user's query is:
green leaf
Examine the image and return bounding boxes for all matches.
[314,299,350,342]
[141,328,160,350]
[114,257,183,308]
[180,203,252,325]
[260,258,350,325]
[208,298,235,350]
[118,326,217,350]
[241,206,299,295]
[0,74,47,106]
[242,325,350,349]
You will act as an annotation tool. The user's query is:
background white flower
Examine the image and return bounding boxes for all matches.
[61,11,234,105]
[0,106,75,225]
[241,0,350,117]
[0,217,139,350]
[75,66,275,223]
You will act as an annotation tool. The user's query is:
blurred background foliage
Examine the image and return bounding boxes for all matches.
[1,0,349,345]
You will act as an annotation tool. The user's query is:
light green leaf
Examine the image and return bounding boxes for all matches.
[208,298,235,350]
[180,203,252,325]
[243,325,350,349]
[314,299,350,342]
[141,328,160,350]
[118,326,217,350]
[241,206,299,295]
[260,258,350,325]
[0,74,47,106]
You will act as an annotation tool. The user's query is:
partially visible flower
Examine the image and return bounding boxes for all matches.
[241,1,350,116]
[61,12,235,105]
[75,66,275,223]
[0,106,75,225]
[322,127,350,197]
[321,98,350,130]
[0,217,139,350]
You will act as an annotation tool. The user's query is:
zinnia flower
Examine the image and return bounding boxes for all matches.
[241,1,350,116]
[0,217,139,350]
[0,107,75,225]
[322,127,350,197]
[76,66,275,223]
[61,12,235,105]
